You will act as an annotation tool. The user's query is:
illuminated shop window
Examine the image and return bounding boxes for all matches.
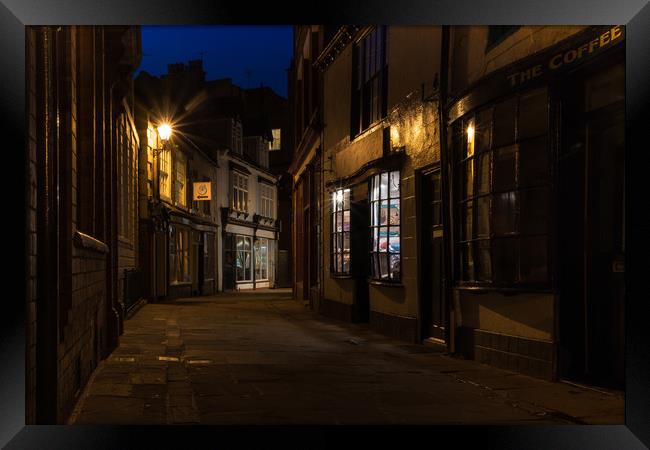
[453,87,550,286]
[170,225,190,284]
[255,238,269,280]
[331,188,351,274]
[370,171,401,281]
[235,235,252,282]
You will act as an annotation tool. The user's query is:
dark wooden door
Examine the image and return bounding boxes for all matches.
[558,60,625,389]
[584,103,625,388]
[420,169,446,341]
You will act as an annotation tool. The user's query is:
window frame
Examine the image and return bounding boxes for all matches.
[235,235,253,282]
[369,171,401,282]
[231,171,249,213]
[351,26,388,138]
[330,188,351,276]
[172,153,187,208]
[259,182,275,219]
[254,237,269,281]
[269,128,282,151]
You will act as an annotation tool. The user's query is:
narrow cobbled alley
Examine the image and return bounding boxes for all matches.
[69,290,623,425]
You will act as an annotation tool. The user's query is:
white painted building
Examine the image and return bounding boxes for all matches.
[214,125,279,291]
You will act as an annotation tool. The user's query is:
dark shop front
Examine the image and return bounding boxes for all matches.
[447,25,625,388]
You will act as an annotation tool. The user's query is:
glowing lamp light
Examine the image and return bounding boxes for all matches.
[467,124,475,142]
[158,123,173,141]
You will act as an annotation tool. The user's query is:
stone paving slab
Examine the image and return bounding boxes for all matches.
[69,289,624,425]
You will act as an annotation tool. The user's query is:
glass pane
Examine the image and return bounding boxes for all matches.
[371,175,380,201]
[493,96,517,147]
[492,238,518,283]
[380,172,389,199]
[236,236,244,250]
[336,212,343,232]
[379,226,389,252]
[333,253,339,272]
[460,242,474,281]
[244,237,251,251]
[476,240,492,281]
[476,196,490,238]
[520,236,548,283]
[388,228,400,253]
[379,254,389,278]
[380,200,389,225]
[520,187,549,235]
[519,136,549,187]
[389,199,400,225]
[475,108,493,153]
[343,210,350,231]
[452,121,465,162]
[342,253,350,273]
[389,171,400,197]
[585,63,624,112]
[332,191,337,211]
[493,192,517,235]
[432,173,441,201]
[373,227,379,251]
[477,152,491,194]
[343,189,350,209]
[464,160,474,199]
[338,254,343,273]
[493,145,516,192]
[344,232,350,251]
[518,88,548,139]
[462,201,473,241]
[389,253,400,279]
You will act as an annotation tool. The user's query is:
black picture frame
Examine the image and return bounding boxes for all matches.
[2,1,649,448]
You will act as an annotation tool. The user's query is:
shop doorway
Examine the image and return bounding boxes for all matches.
[557,61,625,390]
[419,167,447,343]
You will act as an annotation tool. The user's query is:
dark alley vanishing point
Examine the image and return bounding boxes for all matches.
[69,290,623,425]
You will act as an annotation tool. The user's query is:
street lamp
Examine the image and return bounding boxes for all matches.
[157,122,173,142]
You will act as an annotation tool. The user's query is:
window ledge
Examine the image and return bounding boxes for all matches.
[73,231,109,254]
[330,274,353,279]
[170,282,192,286]
[454,284,553,295]
[368,279,404,288]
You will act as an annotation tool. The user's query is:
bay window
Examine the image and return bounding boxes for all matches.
[453,87,550,286]
[331,188,351,274]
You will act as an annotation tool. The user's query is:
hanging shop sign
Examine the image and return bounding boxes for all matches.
[193,182,212,201]
[448,25,625,123]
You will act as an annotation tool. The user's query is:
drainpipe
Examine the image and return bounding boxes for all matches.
[438,25,455,354]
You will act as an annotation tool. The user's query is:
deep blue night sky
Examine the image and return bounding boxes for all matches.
[136,26,293,98]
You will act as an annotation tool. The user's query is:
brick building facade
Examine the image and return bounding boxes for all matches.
[25,25,141,424]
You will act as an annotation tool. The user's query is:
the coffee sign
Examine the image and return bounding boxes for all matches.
[506,26,624,88]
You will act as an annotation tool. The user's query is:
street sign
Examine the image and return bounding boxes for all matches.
[193,182,212,201]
